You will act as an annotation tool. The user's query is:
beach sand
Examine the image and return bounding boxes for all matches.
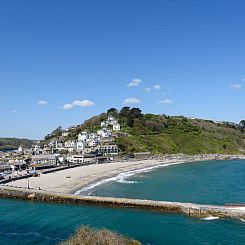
[8,158,186,194]
[7,155,244,195]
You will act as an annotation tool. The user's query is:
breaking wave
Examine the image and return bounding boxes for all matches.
[202,216,220,221]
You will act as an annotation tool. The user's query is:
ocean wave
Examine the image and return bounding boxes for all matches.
[202,216,220,221]
[116,180,138,184]
[75,161,185,195]
[239,218,245,223]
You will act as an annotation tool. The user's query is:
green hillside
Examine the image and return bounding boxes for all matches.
[0,138,34,151]
[46,107,245,155]
[116,116,245,154]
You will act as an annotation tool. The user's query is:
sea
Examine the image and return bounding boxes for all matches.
[0,159,244,244]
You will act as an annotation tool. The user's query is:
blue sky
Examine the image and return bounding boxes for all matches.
[1,0,245,139]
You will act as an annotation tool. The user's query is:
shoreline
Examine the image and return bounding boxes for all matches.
[5,154,245,195]
[73,159,187,195]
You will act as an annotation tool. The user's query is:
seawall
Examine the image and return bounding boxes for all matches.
[0,185,244,219]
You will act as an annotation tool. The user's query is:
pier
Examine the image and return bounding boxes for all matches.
[0,185,244,219]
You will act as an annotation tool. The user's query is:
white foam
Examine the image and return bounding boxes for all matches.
[116,180,138,184]
[239,218,245,223]
[202,216,220,221]
[75,160,185,195]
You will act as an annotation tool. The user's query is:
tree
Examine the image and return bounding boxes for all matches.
[239,120,245,129]
[120,107,130,117]
[239,120,245,132]
[119,107,143,127]
[130,108,143,118]
[51,126,63,136]
[119,107,131,126]
[107,108,118,117]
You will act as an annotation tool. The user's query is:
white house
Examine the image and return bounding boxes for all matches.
[76,140,87,150]
[100,121,107,127]
[97,129,104,136]
[62,131,69,137]
[89,133,98,139]
[87,139,99,147]
[17,146,23,153]
[100,116,121,132]
[78,131,89,141]
[65,140,77,152]
[99,129,112,138]
[113,123,120,131]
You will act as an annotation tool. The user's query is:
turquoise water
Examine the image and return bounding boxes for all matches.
[0,198,244,244]
[0,160,244,244]
[92,160,245,205]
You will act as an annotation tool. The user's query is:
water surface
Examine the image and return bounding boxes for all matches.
[0,159,245,244]
[88,160,245,205]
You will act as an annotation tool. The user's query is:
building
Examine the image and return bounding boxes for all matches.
[76,140,87,150]
[98,145,119,155]
[97,128,112,138]
[89,133,98,139]
[78,131,89,141]
[32,154,58,165]
[62,131,69,137]
[113,123,120,131]
[133,152,152,159]
[67,154,84,164]
[65,140,77,152]
[87,139,99,147]
[100,116,121,132]
[17,146,23,153]
[31,163,55,171]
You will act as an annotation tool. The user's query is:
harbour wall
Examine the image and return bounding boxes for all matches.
[0,185,244,219]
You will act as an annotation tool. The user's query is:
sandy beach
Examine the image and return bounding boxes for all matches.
[6,155,245,194]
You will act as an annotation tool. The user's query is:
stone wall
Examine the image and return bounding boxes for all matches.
[0,185,244,219]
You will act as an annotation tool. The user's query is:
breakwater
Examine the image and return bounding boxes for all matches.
[0,185,244,219]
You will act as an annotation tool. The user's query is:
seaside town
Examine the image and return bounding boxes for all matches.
[1,112,245,187]
[0,116,125,181]
[2,1,245,244]
[0,115,243,188]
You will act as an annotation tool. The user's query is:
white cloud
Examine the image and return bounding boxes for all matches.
[159,99,173,104]
[37,100,48,105]
[123,97,141,105]
[229,83,242,90]
[144,87,151,92]
[12,109,18,113]
[63,104,74,110]
[153,84,161,90]
[127,79,142,87]
[62,99,95,110]
[73,100,94,107]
